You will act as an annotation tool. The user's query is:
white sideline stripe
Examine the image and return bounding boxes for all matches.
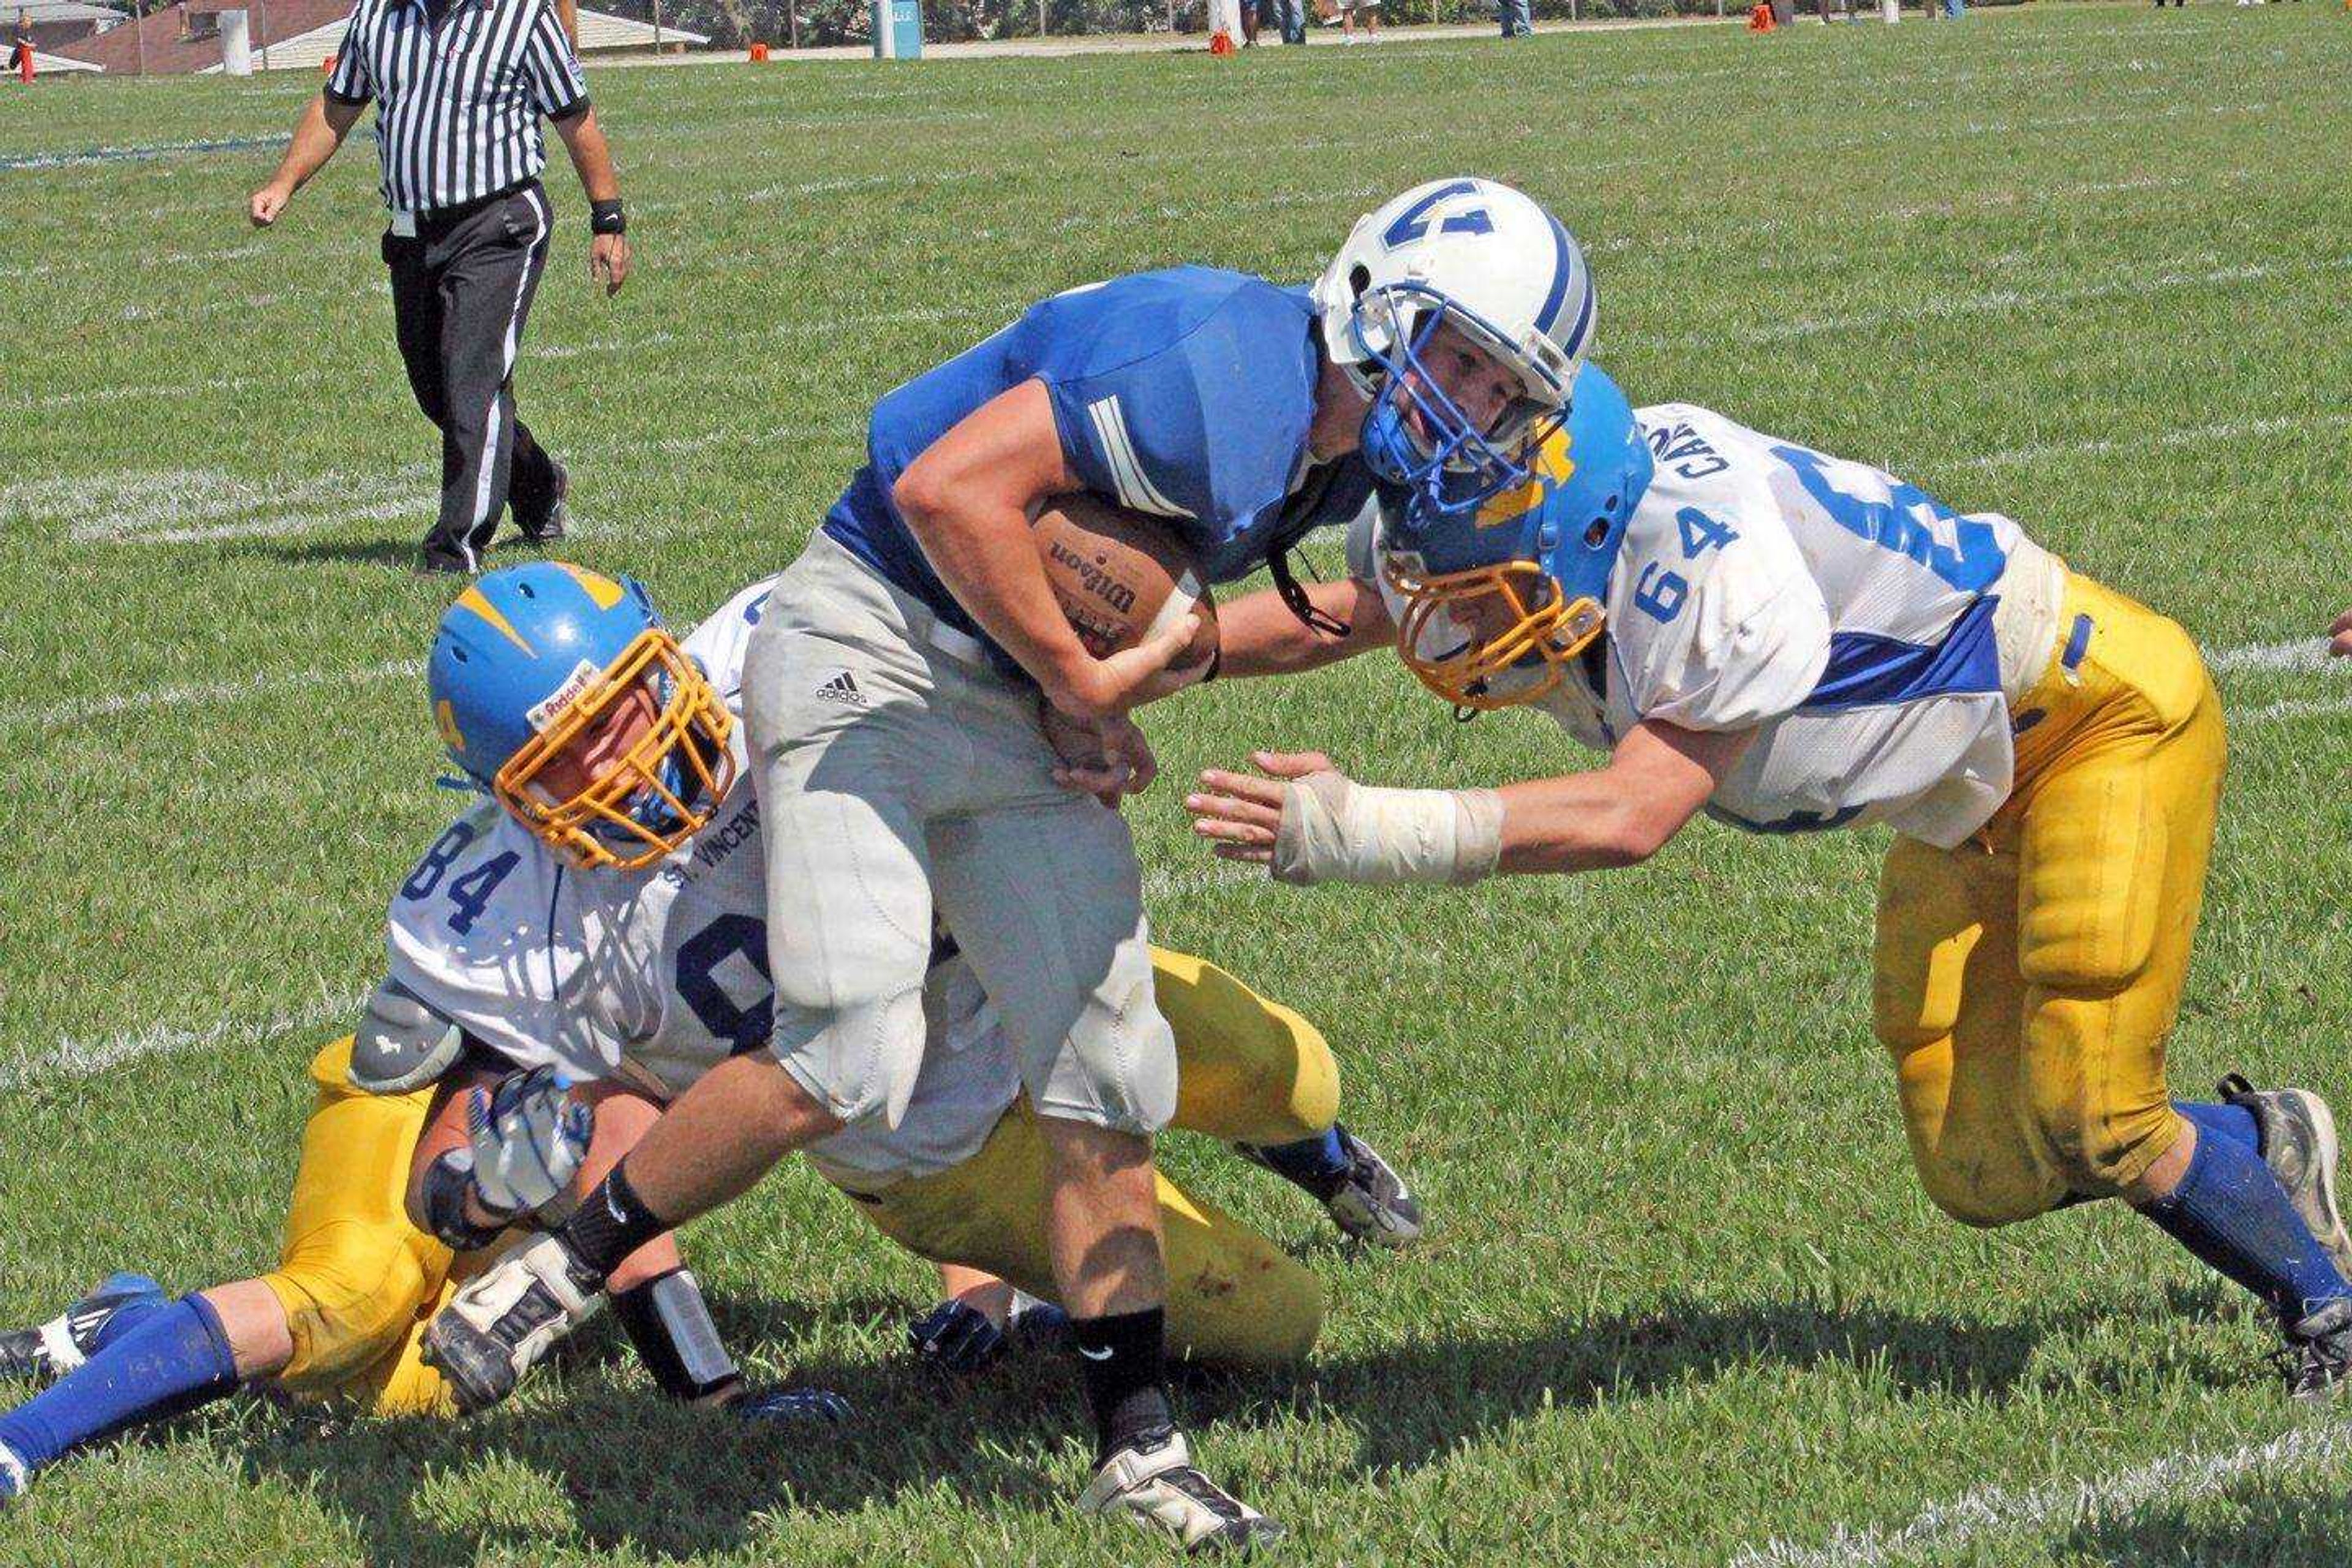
[1726,1419,2352,1568]
[0,988,368,1096]
[0,659,423,739]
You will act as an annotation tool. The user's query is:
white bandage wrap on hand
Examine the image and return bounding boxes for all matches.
[1270,772,1504,887]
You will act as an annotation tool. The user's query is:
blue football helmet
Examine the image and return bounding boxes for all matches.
[1378,362,1653,712]
[427,563,734,870]
[1316,178,1595,519]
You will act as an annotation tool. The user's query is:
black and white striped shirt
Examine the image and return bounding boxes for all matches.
[325,0,588,215]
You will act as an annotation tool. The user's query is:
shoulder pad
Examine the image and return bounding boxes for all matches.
[349,977,465,1094]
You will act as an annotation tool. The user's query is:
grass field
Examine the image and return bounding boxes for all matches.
[4,4,2352,1562]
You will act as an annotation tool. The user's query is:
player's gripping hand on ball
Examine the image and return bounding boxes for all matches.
[2331,607,2351,660]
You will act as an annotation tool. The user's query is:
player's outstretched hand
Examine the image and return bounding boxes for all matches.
[1185,750,1341,865]
[247,183,292,228]
[1041,706,1159,808]
[2330,608,2352,659]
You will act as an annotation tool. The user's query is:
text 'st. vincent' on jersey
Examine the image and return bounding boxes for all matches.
[821,266,1327,667]
[380,576,1020,1181]
[1360,403,2065,848]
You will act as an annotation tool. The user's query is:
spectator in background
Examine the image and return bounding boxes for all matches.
[1240,0,1261,44]
[1499,0,1532,36]
[1338,0,1379,43]
[1274,0,1305,42]
[10,15,32,74]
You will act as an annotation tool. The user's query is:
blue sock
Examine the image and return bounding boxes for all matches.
[2143,1124,2351,1324]
[86,1274,173,1354]
[0,1295,238,1472]
[1243,1126,1351,1201]
[2173,1099,2260,1155]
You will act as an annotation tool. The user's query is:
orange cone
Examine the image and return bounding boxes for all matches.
[1209,28,1236,53]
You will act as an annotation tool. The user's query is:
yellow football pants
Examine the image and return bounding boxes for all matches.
[256,1038,463,1414]
[839,946,1339,1365]
[1872,570,2225,1226]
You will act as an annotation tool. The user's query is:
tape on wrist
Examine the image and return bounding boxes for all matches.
[1270,772,1503,887]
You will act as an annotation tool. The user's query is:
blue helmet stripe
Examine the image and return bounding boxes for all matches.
[1532,212,1577,337]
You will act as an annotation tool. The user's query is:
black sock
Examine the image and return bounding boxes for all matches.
[556,1161,671,1281]
[1071,1307,1173,1463]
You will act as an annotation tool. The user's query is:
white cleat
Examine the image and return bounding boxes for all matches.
[1078,1428,1281,1555]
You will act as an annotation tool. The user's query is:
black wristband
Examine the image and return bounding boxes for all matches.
[555,1159,668,1278]
[420,1150,508,1253]
[589,199,626,236]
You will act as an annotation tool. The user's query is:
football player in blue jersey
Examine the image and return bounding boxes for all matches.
[424,177,1595,1551]
[1182,304,2352,1400]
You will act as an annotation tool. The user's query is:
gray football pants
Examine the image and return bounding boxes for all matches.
[745,530,1178,1137]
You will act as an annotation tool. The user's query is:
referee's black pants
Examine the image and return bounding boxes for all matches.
[385,180,562,573]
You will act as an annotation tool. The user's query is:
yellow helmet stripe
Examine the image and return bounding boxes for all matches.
[455,586,536,655]
[557,564,627,611]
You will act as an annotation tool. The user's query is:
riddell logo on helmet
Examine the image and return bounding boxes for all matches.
[527,660,604,732]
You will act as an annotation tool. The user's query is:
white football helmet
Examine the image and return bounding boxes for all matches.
[1313,178,1595,515]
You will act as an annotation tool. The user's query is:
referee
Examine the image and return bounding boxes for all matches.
[247,0,630,575]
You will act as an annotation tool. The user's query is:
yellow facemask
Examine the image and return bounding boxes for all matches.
[1382,553,1606,712]
[491,628,736,872]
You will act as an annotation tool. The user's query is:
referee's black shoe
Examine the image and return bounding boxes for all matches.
[513,463,569,545]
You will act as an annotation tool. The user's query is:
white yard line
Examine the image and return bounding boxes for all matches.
[2207,638,2335,675]
[0,987,368,1096]
[1956,413,2352,473]
[0,658,423,740]
[1727,1418,2352,1568]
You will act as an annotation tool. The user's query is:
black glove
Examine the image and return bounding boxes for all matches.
[907,1298,1005,1373]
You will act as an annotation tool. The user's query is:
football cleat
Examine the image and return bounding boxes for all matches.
[2274,1297,2352,1401]
[1322,1125,1425,1248]
[1237,1125,1425,1248]
[0,1272,168,1385]
[1077,1427,1281,1555]
[0,1439,26,1508]
[419,1232,605,1415]
[2217,1074,2352,1280]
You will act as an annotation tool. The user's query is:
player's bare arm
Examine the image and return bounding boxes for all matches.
[1211,577,1393,679]
[891,379,1196,722]
[1185,717,1747,882]
[247,94,364,227]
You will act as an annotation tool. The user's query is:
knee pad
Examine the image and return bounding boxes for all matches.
[268,1224,439,1387]
[1912,1157,2053,1229]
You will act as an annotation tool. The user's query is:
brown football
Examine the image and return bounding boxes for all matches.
[1031,494,1219,674]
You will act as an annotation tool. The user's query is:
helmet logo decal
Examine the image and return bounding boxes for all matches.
[435,699,466,753]
[454,586,537,655]
[1381,180,1494,249]
[1477,427,1575,529]
[527,658,606,733]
